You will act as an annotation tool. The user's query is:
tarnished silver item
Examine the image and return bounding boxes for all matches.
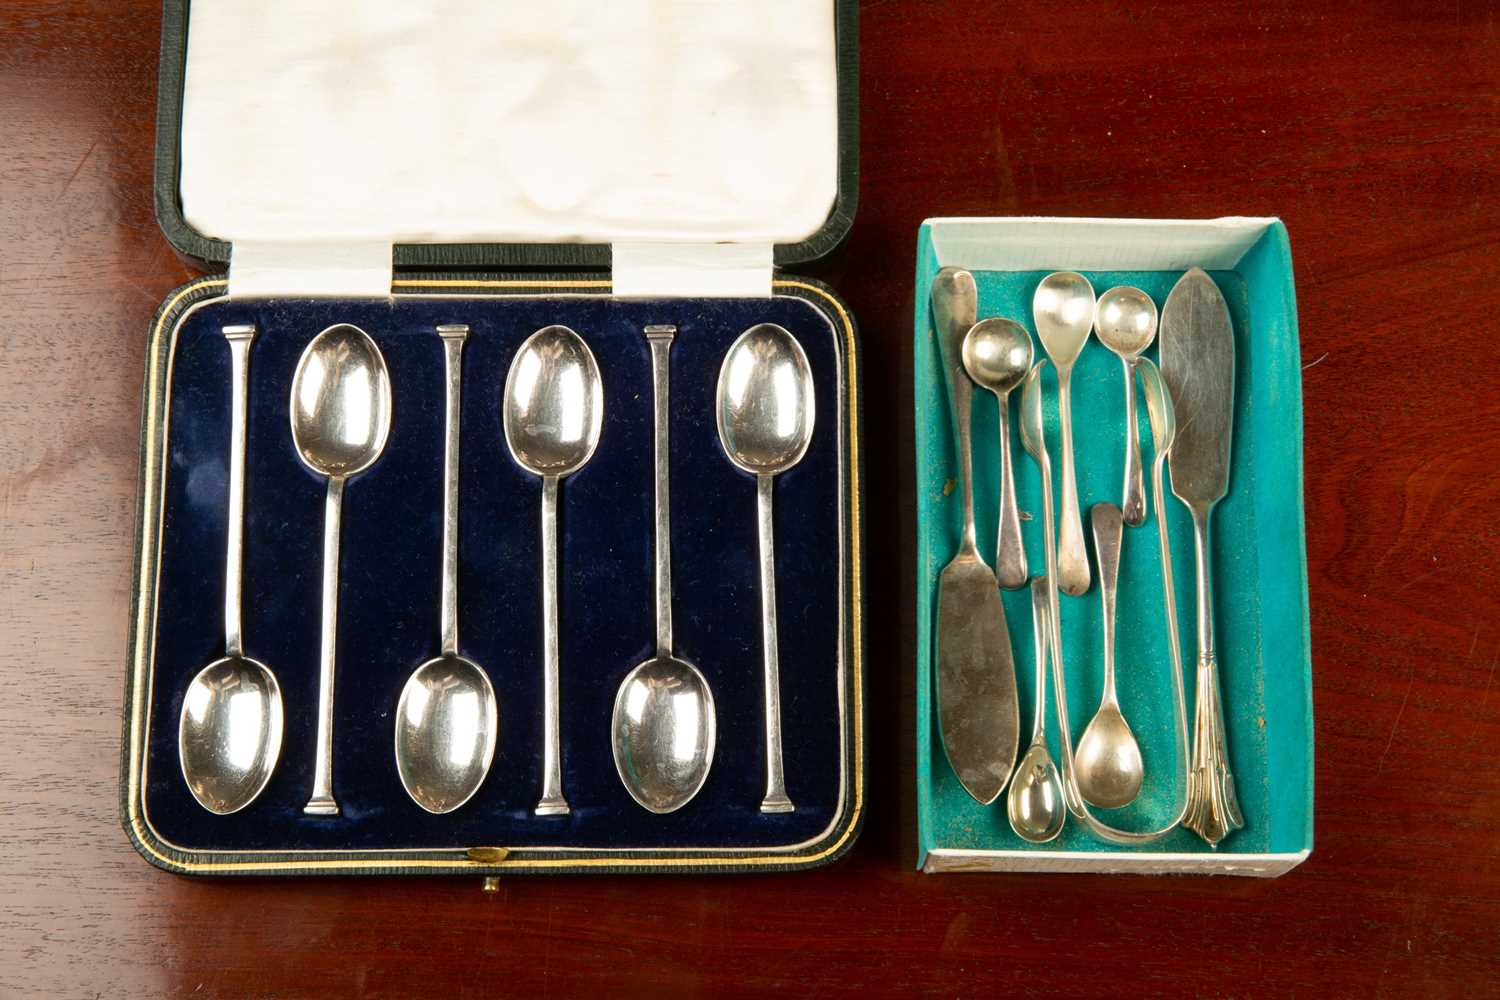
[1160,267,1244,845]
[961,317,1033,590]
[1006,576,1066,843]
[1073,503,1144,809]
[931,267,1019,805]
[1095,286,1159,527]
[1032,271,1097,596]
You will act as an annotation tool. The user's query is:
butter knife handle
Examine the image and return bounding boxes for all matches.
[1183,501,1244,844]
[1189,503,1217,663]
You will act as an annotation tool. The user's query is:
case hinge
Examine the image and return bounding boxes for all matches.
[611,242,773,298]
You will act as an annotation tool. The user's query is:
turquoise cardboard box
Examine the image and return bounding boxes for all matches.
[913,217,1312,875]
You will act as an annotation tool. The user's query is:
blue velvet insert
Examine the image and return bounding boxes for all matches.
[144,292,847,852]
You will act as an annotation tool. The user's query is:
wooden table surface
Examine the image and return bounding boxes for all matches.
[3,1,1498,996]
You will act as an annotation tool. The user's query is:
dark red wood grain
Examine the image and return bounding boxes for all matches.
[2,1,1498,996]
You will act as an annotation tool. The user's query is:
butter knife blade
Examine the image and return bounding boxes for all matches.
[1159,268,1234,506]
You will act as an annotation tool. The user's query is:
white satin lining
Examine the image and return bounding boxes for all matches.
[180,0,838,250]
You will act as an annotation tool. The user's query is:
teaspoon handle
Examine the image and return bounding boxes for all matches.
[756,473,794,813]
[1055,371,1091,595]
[537,474,569,815]
[645,325,676,656]
[304,475,344,816]
[1121,358,1146,527]
[994,394,1028,589]
[437,324,467,658]
[222,324,256,658]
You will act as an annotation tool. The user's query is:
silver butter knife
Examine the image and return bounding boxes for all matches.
[1159,267,1244,844]
[931,267,1019,805]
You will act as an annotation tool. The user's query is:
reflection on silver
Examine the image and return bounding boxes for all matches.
[179,324,284,815]
[395,325,498,815]
[612,324,717,814]
[504,325,604,816]
[290,323,393,816]
[716,323,815,814]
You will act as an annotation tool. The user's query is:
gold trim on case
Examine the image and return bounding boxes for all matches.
[125,276,863,874]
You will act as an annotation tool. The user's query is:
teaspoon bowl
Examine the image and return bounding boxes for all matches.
[716,323,815,476]
[395,654,498,814]
[612,655,717,814]
[503,325,604,476]
[179,655,284,815]
[290,324,392,478]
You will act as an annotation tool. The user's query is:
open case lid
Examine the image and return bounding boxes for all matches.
[153,0,859,293]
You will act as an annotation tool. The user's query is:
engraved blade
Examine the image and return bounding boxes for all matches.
[1159,268,1235,507]
[935,558,1019,805]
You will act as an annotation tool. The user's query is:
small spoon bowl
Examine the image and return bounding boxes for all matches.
[290,324,392,478]
[179,655,283,815]
[612,656,717,814]
[395,654,498,814]
[1032,272,1096,366]
[1007,741,1066,843]
[717,323,814,476]
[1095,286,1158,360]
[962,318,1033,396]
[1074,704,1144,809]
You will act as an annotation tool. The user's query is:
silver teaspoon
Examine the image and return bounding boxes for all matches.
[961,318,1033,590]
[1074,502,1144,809]
[1095,286,1158,527]
[395,325,498,814]
[290,323,392,816]
[1033,272,1096,596]
[504,325,604,816]
[179,324,284,815]
[716,323,815,813]
[1007,576,1065,843]
[612,324,716,814]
